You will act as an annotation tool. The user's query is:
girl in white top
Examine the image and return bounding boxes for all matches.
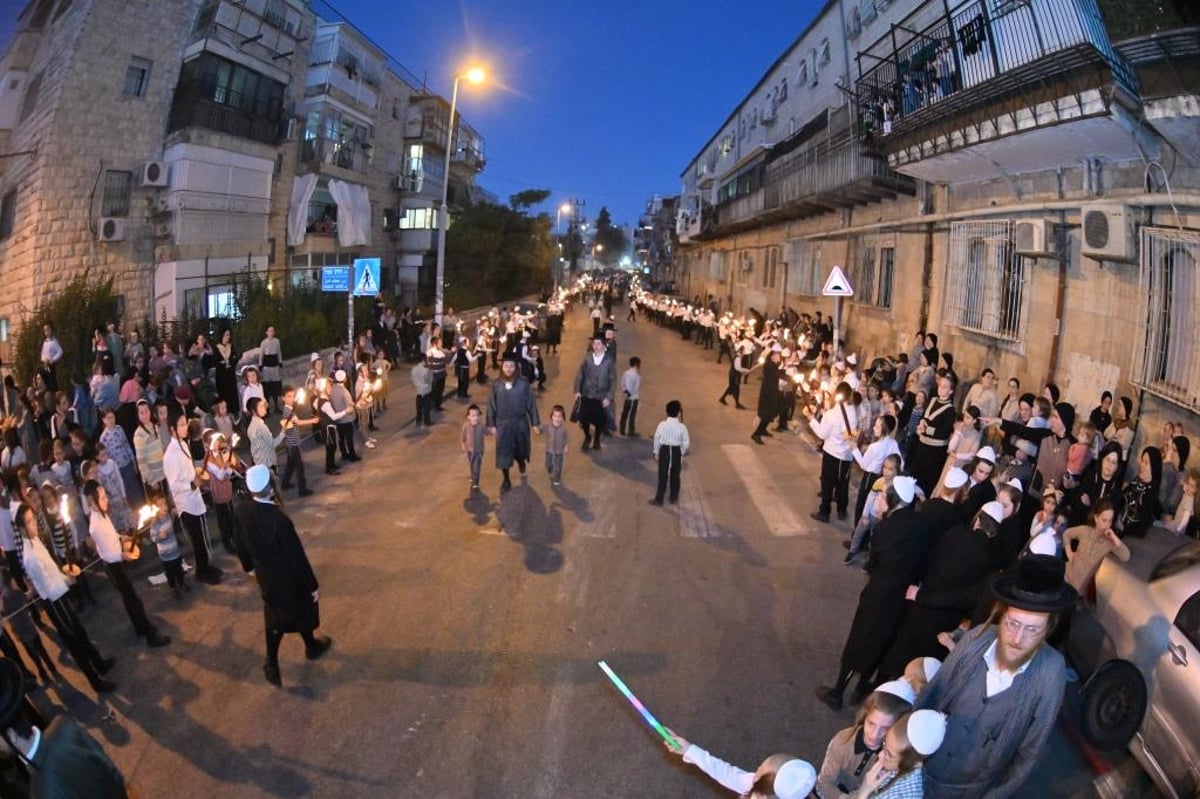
[240,365,266,418]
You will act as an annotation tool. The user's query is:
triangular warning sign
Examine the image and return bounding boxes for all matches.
[822,265,854,297]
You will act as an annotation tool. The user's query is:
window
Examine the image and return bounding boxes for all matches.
[0,318,8,343]
[1176,591,1200,652]
[1131,228,1200,412]
[101,171,132,217]
[264,0,287,30]
[193,0,217,35]
[945,220,1026,341]
[735,251,753,285]
[819,39,832,66]
[0,190,16,239]
[19,71,43,123]
[876,246,895,308]
[779,77,788,101]
[52,0,72,22]
[852,235,894,309]
[762,246,780,290]
[785,238,822,295]
[123,56,152,97]
[399,208,438,229]
[709,250,727,280]
[848,8,862,39]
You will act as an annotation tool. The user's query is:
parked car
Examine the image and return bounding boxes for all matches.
[1065,525,1200,798]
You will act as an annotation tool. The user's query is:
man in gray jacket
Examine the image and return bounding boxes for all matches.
[572,335,616,451]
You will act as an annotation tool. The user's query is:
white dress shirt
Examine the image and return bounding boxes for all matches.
[22,536,70,602]
[89,511,124,564]
[164,438,205,516]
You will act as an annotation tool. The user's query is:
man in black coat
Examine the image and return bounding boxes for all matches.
[751,347,783,444]
[235,465,331,687]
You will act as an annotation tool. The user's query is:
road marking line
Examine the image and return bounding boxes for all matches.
[721,444,809,537]
[678,481,723,538]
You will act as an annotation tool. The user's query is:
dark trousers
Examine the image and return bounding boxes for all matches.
[415,394,432,425]
[720,372,742,404]
[17,633,58,679]
[103,561,156,638]
[620,398,639,435]
[819,452,854,515]
[281,445,308,492]
[162,556,186,590]
[43,597,107,691]
[753,415,773,438]
[324,424,339,470]
[655,445,683,503]
[214,501,235,551]
[179,511,214,576]
[266,626,321,668]
[456,366,471,397]
[337,422,358,459]
[431,373,446,409]
[854,471,879,527]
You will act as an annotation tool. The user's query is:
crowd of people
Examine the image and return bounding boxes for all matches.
[627,284,1198,798]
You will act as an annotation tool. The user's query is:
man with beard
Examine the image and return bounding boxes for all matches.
[487,352,541,492]
[235,465,331,687]
[572,335,616,451]
[916,555,1075,798]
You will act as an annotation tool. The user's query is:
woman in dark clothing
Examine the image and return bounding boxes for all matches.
[816,476,927,710]
[214,328,240,414]
[1119,446,1162,538]
[1067,441,1124,525]
[907,373,957,496]
[875,501,1006,682]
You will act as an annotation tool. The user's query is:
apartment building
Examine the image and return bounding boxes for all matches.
[0,0,486,336]
[675,0,1200,444]
[634,195,679,285]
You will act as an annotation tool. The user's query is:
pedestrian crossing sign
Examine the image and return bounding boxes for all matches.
[822,265,854,297]
[353,258,381,296]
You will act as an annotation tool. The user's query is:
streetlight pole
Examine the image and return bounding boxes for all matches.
[434,67,485,326]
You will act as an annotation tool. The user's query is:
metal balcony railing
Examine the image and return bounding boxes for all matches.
[854,0,1137,141]
[168,81,284,145]
[299,136,367,172]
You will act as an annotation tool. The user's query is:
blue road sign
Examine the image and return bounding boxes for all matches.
[353,257,381,297]
[322,265,351,292]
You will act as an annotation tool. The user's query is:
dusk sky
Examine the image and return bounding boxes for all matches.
[317,0,823,228]
[0,0,828,228]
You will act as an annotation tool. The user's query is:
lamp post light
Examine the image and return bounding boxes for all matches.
[435,66,486,325]
[590,243,602,272]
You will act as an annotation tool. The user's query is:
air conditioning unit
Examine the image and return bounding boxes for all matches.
[1081,203,1136,262]
[1014,218,1054,256]
[138,161,168,187]
[98,218,126,242]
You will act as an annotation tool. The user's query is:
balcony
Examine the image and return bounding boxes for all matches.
[1115,26,1200,174]
[709,136,916,234]
[299,136,368,174]
[168,81,284,146]
[398,228,437,253]
[854,0,1142,183]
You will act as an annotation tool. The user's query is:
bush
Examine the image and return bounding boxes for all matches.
[13,273,121,386]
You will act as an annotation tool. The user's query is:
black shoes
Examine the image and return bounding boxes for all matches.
[501,477,512,492]
[98,657,117,675]
[751,434,764,445]
[837,510,848,522]
[718,397,727,405]
[146,632,171,648]
[648,498,664,507]
[305,636,333,660]
[810,511,831,523]
[94,679,117,694]
[263,662,282,687]
[517,460,527,475]
[326,468,341,476]
[814,685,843,711]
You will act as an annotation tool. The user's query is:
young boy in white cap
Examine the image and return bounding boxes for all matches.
[856,708,947,798]
[664,726,817,799]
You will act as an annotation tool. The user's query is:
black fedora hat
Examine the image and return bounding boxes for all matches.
[0,658,25,727]
[993,555,1077,613]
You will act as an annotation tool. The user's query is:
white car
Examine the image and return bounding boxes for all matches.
[1066,525,1200,798]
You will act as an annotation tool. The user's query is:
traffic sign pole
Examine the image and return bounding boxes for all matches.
[822,264,853,361]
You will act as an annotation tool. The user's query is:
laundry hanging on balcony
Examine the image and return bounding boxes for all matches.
[287,173,319,246]
[327,179,373,248]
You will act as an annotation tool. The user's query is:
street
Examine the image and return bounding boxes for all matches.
[37,301,1155,798]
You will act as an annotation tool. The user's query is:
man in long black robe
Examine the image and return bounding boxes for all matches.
[487,353,541,492]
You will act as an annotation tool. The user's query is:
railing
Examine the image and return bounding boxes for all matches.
[718,191,766,228]
[168,82,284,145]
[299,135,367,172]
[765,136,902,208]
[854,0,1136,139]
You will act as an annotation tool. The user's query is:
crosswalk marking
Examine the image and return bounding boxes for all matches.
[678,481,723,538]
[721,444,809,537]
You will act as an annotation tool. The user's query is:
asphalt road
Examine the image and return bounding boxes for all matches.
[23,301,1159,798]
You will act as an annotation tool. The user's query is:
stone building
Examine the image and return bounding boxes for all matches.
[634,195,678,287]
[0,0,486,354]
[675,0,1200,457]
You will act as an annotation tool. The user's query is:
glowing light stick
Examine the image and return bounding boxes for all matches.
[60,493,70,523]
[137,504,156,528]
[231,434,241,449]
[295,388,307,405]
[597,661,679,748]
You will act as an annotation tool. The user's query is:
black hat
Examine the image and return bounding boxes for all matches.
[500,350,519,363]
[0,658,25,727]
[602,322,616,331]
[993,555,1077,612]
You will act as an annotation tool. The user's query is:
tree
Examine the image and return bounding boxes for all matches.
[445,199,554,309]
[509,189,551,211]
[593,206,626,267]
[14,272,121,388]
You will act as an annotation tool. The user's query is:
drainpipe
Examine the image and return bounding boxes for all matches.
[1044,211,1068,387]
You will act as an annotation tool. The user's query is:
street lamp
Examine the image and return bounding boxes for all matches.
[555,202,573,234]
[590,243,602,271]
[435,65,486,325]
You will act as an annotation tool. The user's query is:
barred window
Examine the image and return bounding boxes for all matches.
[708,250,727,281]
[945,220,1026,341]
[762,246,780,290]
[852,234,894,309]
[785,239,822,295]
[1131,228,1200,412]
[735,251,752,286]
[101,170,132,217]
